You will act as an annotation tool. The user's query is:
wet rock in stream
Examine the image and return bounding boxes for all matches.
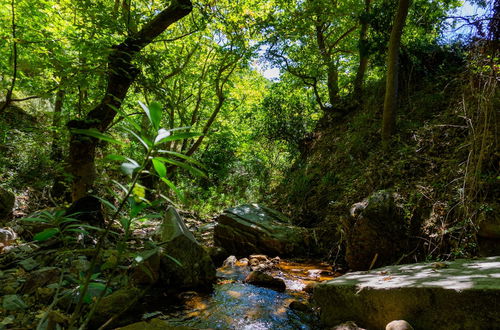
[244,270,286,292]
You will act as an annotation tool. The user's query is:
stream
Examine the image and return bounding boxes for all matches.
[141,258,337,329]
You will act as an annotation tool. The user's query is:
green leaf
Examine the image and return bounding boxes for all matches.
[149,102,162,131]
[34,228,60,241]
[164,254,183,267]
[154,157,206,177]
[70,128,125,146]
[139,101,162,131]
[157,150,205,168]
[112,180,129,194]
[92,195,118,212]
[160,177,185,202]
[152,158,167,178]
[155,132,202,145]
[81,282,111,304]
[124,128,153,150]
[22,217,49,223]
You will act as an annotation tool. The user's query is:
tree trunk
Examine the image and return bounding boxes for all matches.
[326,64,340,105]
[381,0,410,145]
[353,0,371,101]
[50,86,65,161]
[0,0,18,113]
[67,0,192,201]
[316,23,340,107]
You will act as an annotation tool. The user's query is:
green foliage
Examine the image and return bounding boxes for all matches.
[23,209,103,245]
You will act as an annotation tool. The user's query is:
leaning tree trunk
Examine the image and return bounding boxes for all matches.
[381,0,410,145]
[67,0,192,201]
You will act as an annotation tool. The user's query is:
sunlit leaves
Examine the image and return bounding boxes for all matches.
[139,101,163,132]
[152,158,167,178]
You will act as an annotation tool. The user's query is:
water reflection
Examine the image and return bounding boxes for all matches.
[153,259,335,329]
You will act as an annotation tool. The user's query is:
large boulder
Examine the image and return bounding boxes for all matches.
[0,187,15,219]
[346,190,408,270]
[158,207,216,291]
[214,204,317,257]
[313,256,500,329]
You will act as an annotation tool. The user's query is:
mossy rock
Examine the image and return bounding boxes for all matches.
[90,287,142,327]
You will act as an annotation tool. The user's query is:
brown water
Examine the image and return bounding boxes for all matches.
[147,260,337,329]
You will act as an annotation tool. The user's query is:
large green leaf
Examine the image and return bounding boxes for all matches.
[139,101,162,131]
[152,158,167,178]
[124,128,153,150]
[105,154,128,162]
[33,228,60,241]
[160,177,185,202]
[81,282,111,304]
[70,128,125,146]
[154,157,206,178]
[149,102,162,131]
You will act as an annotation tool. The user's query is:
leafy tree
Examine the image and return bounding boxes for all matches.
[67,0,193,201]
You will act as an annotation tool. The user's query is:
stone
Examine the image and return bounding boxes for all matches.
[222,255,238,268]
[477,204,500,238]
[386,320,414,330]
[303,282,317,293]
[0,188,15,219]
[90,287,142,327]
[244,270,286,292]
[345,190,408,270]
[2,295,27,311]
[158,207,216,291]
[131,250,161,285]
[314,256,500,329]
[0,228,16,246]
[249,254,269,262]
[331,321,365,330]
[21,267,60,294]
[288,300,312,313]
[214,204,318,257]
[207,246,228,267]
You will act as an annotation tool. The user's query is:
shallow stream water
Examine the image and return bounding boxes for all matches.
[143,259,337,329]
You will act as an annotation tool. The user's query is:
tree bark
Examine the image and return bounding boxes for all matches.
[353,0,371,101]
[315,23,340,106]
[381,0,410,145]
[67,0,192,201]
[0,0,18,113]
[50,86,65,161]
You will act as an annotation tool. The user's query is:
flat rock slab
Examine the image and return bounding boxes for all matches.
[214,204,317,257]
[314,257,500,330]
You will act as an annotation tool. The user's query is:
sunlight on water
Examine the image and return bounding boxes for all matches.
[152,259,336,329]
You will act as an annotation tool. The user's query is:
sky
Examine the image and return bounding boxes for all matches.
[255,0,490,81]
